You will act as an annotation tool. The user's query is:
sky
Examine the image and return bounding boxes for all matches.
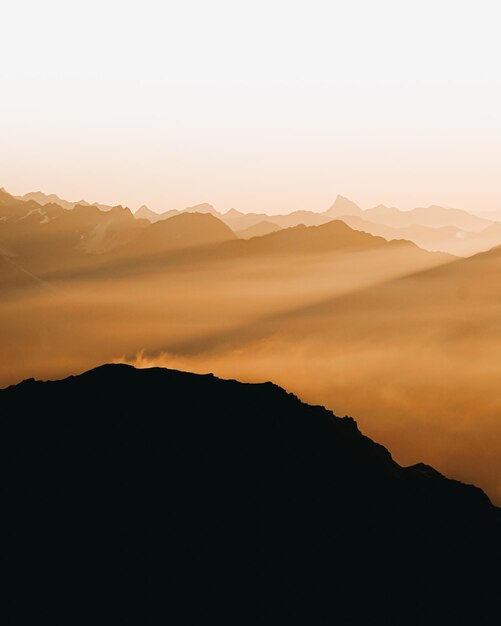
[1,0,500,214]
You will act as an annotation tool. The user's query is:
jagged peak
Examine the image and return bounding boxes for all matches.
[326,195,362,215]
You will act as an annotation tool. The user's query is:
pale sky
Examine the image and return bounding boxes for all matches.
[1,0,500,214]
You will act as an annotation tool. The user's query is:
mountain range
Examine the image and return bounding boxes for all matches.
[2,185,501,506]
[133,192,501,256]
[15,190,116,212]
[3,363,500,624]
[11,187,501,255]
[0,186,448,282]
[325,195,493,231]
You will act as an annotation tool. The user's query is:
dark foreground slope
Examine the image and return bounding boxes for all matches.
[2,365,500,625]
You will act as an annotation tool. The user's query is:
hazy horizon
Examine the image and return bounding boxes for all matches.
[7,185,500,218]
[2,1,501,215]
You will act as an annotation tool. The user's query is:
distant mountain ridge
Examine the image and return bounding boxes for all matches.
[223,218,425,257]
[0,189,236,276]
[364,202,491,232]
[16,190,115,212]
[235,220,281,239]
[134,193,501,255]
[1,186,448,284]
[10,187,501,255]
[336,213,501,256]
[2,363,499,623]
[112,212,237,260]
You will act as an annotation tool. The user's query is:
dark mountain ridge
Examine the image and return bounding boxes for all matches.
[2,364,499,624]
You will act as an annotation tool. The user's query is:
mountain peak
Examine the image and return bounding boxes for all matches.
[325,195,362,217]
[184,202,218,215]
[0,187,14,200]
[135,205,160,221]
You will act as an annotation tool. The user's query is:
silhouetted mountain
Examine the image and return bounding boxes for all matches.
[2,364,499,624]
[236,220,282,239]
[135,204,159,221]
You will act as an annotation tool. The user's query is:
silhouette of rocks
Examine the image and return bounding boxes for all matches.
[2,364,500,624]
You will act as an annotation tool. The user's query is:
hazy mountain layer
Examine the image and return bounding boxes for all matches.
[235,220,282,239]
[139,193,501,256]
[13,188,501,255]
[16,190,115,212]
[337,213,501,256]
[0,189,236,277]
[2,187,501,504]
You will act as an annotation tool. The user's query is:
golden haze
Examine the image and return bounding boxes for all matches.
[2,187,501,504]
